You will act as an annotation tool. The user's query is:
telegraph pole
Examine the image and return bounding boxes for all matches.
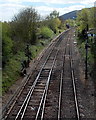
[85,24,89,80]
[85,38,88,79]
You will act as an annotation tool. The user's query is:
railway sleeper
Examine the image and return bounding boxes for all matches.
[33,89,44,92]
[29,99,41,103]
[36,81,47,84]
[35,86,45,89]
[23,115,35,119]
[26,106,39,112]
[28,101,41,106]
[32,93,44,98]
[30,95,43,99]
[39,74,49,77]
[42,68,50,71]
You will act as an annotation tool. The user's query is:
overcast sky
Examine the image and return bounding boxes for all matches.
[0,0,95,21]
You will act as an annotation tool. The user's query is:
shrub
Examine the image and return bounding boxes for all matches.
[40,26,53,39]
[2,22,13,67]
[2,52,25,93]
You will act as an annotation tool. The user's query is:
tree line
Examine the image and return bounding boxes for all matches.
[2,8,63,67]
[2,7,72,93]
[76,7,96,78]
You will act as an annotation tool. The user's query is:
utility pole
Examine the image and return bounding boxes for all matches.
[85,24,90,80]
[85,38,88,79]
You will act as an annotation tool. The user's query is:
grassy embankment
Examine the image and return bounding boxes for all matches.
[2,32,62,94]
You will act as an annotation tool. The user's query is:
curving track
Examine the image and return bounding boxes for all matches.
[3,29,81,120]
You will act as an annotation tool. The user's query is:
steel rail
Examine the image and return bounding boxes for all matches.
[3,40,55,120]
[71,61,80,120]
[35,50,59,120]
[15,45,55,120]
[3,29,70,120]
[58,32,69,120]
[37,33,70,120]
[58,30,80,120]
[3,30,65,120]
[15,32,65,120]
[69,33,80,120]
[3,73,32,119]
[58,72,63,120]
[41,33,70,120]
[21,50,59,120]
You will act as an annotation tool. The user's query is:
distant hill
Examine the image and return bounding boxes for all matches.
[59,10,80,21]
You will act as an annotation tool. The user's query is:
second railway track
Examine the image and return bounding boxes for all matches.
[3,29,82,120]
[58,29,80,119]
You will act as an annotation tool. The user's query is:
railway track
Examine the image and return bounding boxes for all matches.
[58,30,80,119]
[2,28,65,119]
[3,30,67,120]
[3,29,81,120]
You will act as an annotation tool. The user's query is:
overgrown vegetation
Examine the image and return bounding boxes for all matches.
[2,8,70,94]
[4,6,96,94]
[76,7,96,78]
[39,26,53,39]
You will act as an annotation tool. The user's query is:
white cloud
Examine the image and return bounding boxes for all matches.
[0,3,26,21]
[35,5,85,16]
[80,0,95,4]
[58,5,85,15]
[0,3,25,8]
[2,0,96,5]
[1,0,22,4]
[0,0,95,21]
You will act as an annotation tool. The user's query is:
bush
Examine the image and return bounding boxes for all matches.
[2,43,46,94]
[40,26,53,39]
[2,22,13,67]
[0,70,2,96]
[2,52,25,93]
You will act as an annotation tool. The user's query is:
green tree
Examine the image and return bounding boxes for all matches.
[76,8,89,40]
[2,22,13,67]
[76,7,96,78]
[40,26,53,39]
[0,22,2,69]
[88,7,96,29]
[43,10,61,33]
[65,19,76,27]
[77,8,89,32]
[11,7,40,45]
[49,18,61,33]
[50,10,59,19]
